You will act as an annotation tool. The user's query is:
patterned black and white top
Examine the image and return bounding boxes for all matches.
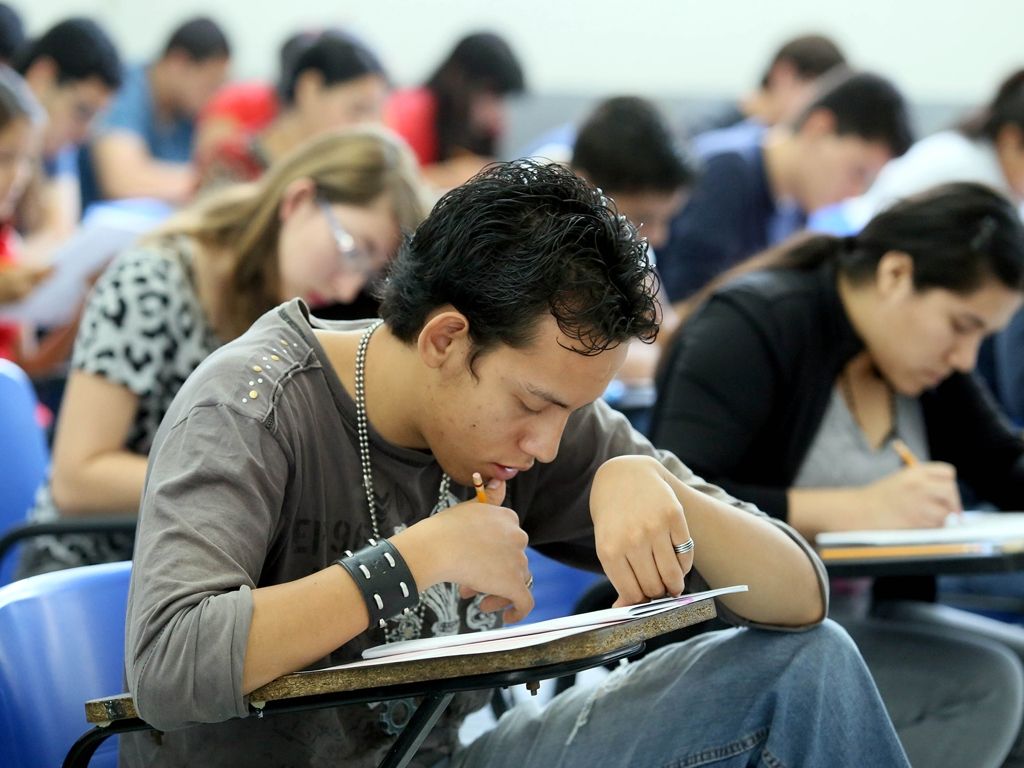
[18,235,222,577]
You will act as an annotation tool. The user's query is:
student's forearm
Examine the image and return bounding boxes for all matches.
[98,158,195,204]
[18,231,67,266]
[243,566,369,693]
[242,524,445,693]
[21,177,80,254]
[787,487,868,541]
[15,320,81,378]
[669,475,826,626]
[50,451,149,515]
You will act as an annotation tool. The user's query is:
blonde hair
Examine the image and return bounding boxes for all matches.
[157,126,428,339]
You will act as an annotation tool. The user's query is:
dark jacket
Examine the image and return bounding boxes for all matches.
[649,261,1024,520]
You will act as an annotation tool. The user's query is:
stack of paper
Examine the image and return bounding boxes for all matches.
[325,585,748,671]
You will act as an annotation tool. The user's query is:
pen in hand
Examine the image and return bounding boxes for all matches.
[472,471,489,503]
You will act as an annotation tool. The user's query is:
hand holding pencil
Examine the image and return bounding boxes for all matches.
[433,471,533,620]
[892,438,965,524]
[854,439,961,528]
[472,472,533,590]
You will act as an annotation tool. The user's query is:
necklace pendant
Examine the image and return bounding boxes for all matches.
[386,610,424,643]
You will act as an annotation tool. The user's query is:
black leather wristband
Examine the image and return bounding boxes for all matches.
[335,538,419,628]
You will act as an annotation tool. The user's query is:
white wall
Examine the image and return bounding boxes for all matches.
[24,0,1023,103]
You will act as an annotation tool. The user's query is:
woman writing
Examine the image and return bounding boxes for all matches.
[650,183,1024,768]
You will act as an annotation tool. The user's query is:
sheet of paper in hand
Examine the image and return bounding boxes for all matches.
[0,200,171,326]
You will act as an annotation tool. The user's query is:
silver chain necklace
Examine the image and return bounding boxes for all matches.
[354,319,456,736]
[354,320,451,615]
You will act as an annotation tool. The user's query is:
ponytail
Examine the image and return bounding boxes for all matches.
[959,69,1024,140]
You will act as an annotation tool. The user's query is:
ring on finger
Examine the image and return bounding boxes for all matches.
[672,537,694,555]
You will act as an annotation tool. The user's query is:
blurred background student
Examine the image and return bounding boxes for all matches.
[0,65,45,355]
[13,17,121,251]
[386,31,524,190]
[17,127,427,578]
[195,29,389,190]
[657,70,913,309]
[568,95,696,391]
[694,32,847,135]
[77,16,232,209]
[845,69,1024,228]
[0,3,23,67]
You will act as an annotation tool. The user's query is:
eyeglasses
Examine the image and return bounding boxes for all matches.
[317,196,379,276]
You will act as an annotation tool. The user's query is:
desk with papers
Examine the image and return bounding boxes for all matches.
[817,511,1024,578]
[64,588,741,768]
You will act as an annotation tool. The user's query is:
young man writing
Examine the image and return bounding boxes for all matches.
[659,70,914,305]
[124,161,908,766]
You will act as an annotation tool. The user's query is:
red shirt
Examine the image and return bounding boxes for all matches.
[0,224,22,360]
[201,82,279,133]
[385,87,438,166]
[197,83,280,184]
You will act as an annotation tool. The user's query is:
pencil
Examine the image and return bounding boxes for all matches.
[892,439,919,467]
[472,472,489,503]
[892,437,964,520]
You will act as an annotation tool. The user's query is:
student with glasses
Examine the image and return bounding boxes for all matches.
[17,127,427,578]
[317,194,390,285]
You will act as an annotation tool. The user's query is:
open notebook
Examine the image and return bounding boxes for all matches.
[313,585,748,671]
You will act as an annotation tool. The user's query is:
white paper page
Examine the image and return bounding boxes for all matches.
[816,511,1024,547]
[0,201,169,326]
[361,584,748,660]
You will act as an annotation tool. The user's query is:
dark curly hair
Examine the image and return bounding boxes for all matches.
[380,159,660,359]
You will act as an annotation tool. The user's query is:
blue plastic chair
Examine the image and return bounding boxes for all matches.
[0,561,131,768]
[519,548,602,625]
[806,199,863,236]
[0,360,50,584]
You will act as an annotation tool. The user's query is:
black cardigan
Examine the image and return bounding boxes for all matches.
[649,262,1024,520]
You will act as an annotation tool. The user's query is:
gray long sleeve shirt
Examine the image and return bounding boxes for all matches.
[123,300,828,767]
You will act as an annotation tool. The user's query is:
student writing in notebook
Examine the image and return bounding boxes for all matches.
[123,160,908,767]
[650,182,1024,767]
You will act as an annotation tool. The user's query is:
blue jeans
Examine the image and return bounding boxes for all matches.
[451,620,908,767]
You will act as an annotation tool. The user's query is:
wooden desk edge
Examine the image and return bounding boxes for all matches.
[817,540,1024,562]
[85,599,717,724]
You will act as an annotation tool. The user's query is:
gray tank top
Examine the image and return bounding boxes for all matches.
[794,386,929,488]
